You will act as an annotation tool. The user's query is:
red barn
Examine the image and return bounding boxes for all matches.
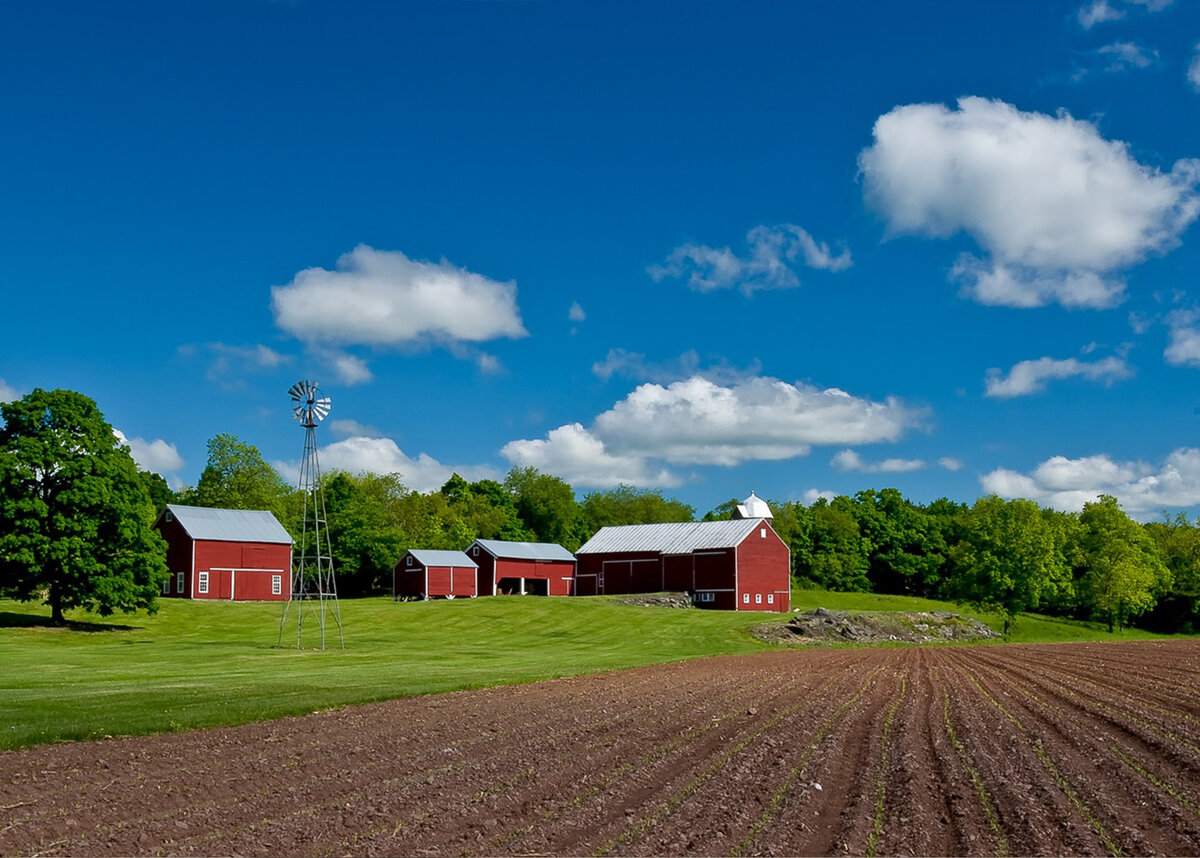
[466,539,577,596]
[574,507,790,612]
[393,550,478,600]
[154,504,293,601]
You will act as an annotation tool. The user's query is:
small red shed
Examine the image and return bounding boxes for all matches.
[466,539,577,596]
[393,549,478,600]
[574,499,790,612]
[154,504,293,601]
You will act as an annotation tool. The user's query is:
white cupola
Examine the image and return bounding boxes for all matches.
[733,491,773,520]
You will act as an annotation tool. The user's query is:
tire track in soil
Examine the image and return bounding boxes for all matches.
[958,649,1200,856]
[513,659,878,858]
[329,657,848,858]
[5,642,1200,857]
[946,651,1132,856]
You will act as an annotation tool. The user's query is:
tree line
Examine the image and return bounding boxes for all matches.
[1,389,1197,634]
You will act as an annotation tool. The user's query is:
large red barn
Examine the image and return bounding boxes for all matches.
[393,550,478,600]
[466,539,577,596]
[574,496,790,612]
[154,504,293,601]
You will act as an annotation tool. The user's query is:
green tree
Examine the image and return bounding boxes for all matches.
[0,389,168,623]
[322,471,408,596]
[504,467,583,549]
[579,485,693,540]
[1076,495,1170,632]
[805,496,872,592]
[948,496,1072,624]
[187,433,294,525]
[138,470,174,510]
[440,475,534,542]
[1144,512,1200,632]
[851,488,947,597]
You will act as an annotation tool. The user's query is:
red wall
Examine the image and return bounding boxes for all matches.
[470,549,496,596]
[156,517,194,598]
[574,520,790,612]
[394,562,477,598]
[193,540,291,601]
[735,523,791,612]
[492,558,577,596]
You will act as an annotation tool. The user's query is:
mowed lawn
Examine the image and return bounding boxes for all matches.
[0,590,1175,750]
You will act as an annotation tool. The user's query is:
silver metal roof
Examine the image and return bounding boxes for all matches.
[406,549,478,569]
[472,539,576,562]
[576,519,764,555]
[163,504,293,545]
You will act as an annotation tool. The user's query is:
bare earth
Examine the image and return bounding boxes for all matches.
[4,640,1200,857]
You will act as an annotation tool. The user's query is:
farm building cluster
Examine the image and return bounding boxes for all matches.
[153,492,790,612]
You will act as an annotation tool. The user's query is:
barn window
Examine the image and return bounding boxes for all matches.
[161,579,170,595]
[198,572,209,594]
[472,546,479,556]
[768,594,774,605]
[176,572,184,594]
[406,555,413,566]
[742,593,750,604]
[755,593,762,604]
[272,575,282,595]
[760,527,766,538]
[702,592,714,603]
[164,511,173,523]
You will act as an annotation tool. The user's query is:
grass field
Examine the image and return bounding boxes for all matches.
[0,590,1180,750]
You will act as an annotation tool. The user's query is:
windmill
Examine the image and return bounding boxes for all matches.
[278,380,343,649]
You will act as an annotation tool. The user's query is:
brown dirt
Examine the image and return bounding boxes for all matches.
[3,641,1200,856]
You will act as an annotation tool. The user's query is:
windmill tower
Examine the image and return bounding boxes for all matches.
[278,380,343,650]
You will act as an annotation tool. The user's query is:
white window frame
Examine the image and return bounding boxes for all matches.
[162,579,171,595]
[760,527,766,538]
[406,555,413,566]
[767,594,774,605]
[272,574,282,596]
[176,572,184,594]
[198,571,209,595]
[742,593,750,604]
[755,593,762,604]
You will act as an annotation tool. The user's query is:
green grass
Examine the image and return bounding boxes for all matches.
[0,590,1185,750]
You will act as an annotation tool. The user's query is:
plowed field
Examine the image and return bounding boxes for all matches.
[4,640,1200,856]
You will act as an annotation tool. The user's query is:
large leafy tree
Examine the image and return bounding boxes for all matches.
[1076,495,1170,631]
[0,389,168,623]
[580,485,693,540]
[948,496,1072,622]
[851,488,947,597]
[440,475,534,542]
[182,433,294,527]
[504,467,583,549]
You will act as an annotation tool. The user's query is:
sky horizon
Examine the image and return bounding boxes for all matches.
[3,0,1200,519]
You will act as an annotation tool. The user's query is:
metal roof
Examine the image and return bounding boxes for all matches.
[576,519,765,555]
[472,539,576,562]
[163,504,293,545]
[406,549,478,569]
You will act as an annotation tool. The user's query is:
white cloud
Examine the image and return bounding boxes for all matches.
[1098,41,1156,71]
[502,375,924,487]
[860,97,1200,309]
[329,419,381,439]
[201,343,291,384]
[984,355,1133,397]
[272,245,528,352]
[113,429,186,478]
[500,423,680,489]
[593,376,924,466]
[939,457,964,472]
[592,348,762,385]
[313,349,373,386]
[648,224,851,296]
[0,378,18,403]
[276,435,497,493]
[803,489,838,504]
[568,301,586,322]
[1165,309,1200,366]
[982,448,1200,514]
[1079,0,1125,27]
[1189,43,1200,93]
[831,448,926,473]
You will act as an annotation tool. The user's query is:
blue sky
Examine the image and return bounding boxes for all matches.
[3,0,1200,518]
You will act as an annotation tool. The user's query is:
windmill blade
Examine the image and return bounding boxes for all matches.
[288,380,315,402]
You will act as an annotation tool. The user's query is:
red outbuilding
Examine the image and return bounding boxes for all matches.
[393,549,478,600]
[574,494,790,612]
[154,504,293,601]
[466,539,577,596]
